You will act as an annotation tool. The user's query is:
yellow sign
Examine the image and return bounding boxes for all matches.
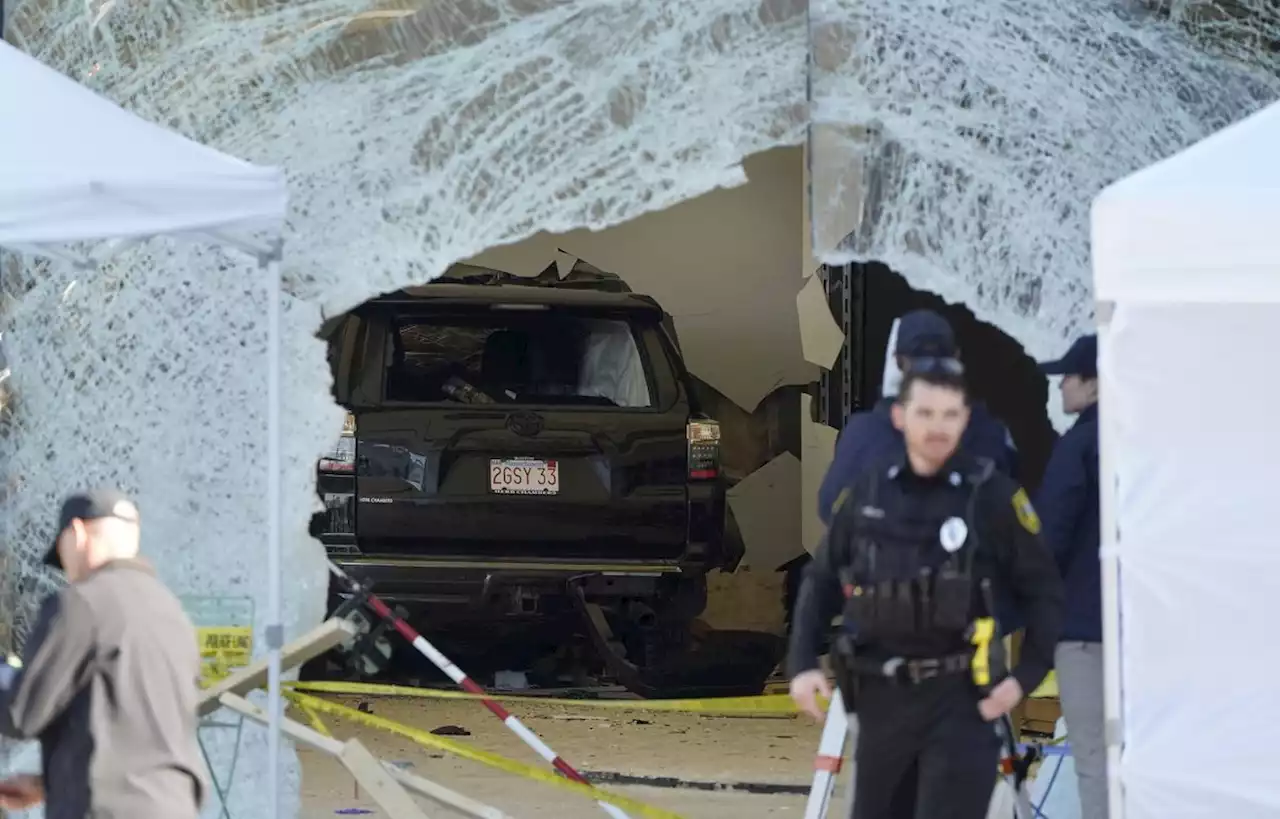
[197,627,253,686]
[1011,488,1041,535]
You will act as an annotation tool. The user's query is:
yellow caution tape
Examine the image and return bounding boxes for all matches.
[289,699,334,738]
[287,680,799,716]
[287,691,687,819]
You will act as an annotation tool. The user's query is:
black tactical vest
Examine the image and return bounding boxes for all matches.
[840,458,996,656]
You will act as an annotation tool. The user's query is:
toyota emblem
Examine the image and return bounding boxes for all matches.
[506,411,544,437]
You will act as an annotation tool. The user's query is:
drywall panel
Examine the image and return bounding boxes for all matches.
[726,452,804,571]
[796,273,845,369]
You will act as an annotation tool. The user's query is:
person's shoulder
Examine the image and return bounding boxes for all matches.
[1056,414,1098,456]
[836,407,897,456]
[978,467,1019,496]
[842,407,890,434]
[1067,410,1100,439]
[829,473,873,530]
[38,583,92,625]
[969,400,1000,425]
[968,460,1021,503]
[831,456,880,505]
[968,402,1017,447]
[977,469,1042,533]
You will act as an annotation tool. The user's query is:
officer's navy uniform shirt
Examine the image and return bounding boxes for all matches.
[817,398,1018,526]
[1035,403,1100,642]
[788,452,1063,696]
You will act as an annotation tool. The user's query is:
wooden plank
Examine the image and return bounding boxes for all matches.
[220,692,346,754]
[339,739,431,819]
[199,618,357,716]
[218,693,510,819]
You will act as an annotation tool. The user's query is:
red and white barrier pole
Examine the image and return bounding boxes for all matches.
[804,688,852,819]
[328,562,630,819]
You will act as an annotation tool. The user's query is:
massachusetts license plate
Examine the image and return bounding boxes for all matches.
[489,458,559,495]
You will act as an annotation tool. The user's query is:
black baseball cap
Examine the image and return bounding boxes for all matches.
[1039,334,1098,379]
[895,309,958,358]
[45,489,140,569]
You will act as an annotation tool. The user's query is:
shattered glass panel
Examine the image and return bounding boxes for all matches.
[809,0,1280,356]
[0,2,805,815]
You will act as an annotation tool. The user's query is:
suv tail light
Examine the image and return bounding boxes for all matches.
[687,419,721,480]
[318,413,357,473]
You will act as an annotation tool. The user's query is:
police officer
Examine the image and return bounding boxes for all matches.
[789,365,1063,819]
[817,309,1018,527]
[1035,333,1105,818]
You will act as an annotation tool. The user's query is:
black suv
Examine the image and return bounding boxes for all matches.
[314,262,736,682]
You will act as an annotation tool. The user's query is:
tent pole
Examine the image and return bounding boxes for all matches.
[264,254,284,819]
[1097,307,1124,819]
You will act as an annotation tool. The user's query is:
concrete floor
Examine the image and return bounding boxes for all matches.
[299,695,844,819]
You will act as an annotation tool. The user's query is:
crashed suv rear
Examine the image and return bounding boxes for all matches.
[312,263,741,692]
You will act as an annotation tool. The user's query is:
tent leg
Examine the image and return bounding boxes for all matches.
[1097,309,1124,819]
[265,256,284,817]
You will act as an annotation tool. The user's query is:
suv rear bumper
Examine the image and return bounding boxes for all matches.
[328,556,689,618]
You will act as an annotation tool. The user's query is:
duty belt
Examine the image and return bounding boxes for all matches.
[846,652,972,685]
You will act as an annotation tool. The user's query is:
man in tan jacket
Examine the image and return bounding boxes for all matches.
[0,489,208,819]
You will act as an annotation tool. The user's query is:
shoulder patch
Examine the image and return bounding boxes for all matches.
[1011,488,1041,535]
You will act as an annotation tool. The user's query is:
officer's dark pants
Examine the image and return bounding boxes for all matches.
[851,675,1000,819]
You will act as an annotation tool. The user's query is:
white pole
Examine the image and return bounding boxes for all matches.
[803,692,851,819]
[265,255,284,818]
[1097,310,1124,819]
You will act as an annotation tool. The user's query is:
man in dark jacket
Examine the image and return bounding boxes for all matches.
[0,489,207,819]
[817,309,1018,527]
[1036,334,1104,819]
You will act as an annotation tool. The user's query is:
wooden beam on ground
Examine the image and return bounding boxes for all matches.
[340,739,431,819]
[218,693,509,819]
[199,618,357,716]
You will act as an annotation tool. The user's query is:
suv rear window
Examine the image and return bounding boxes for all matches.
[385,313,657,408]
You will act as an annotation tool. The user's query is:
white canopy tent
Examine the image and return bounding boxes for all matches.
[0,40,290,814]
[1092,98,1280,819]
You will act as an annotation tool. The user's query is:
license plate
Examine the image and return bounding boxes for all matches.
[489,458,559,495]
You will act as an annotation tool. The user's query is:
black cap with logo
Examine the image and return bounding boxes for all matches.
[45,489,140,569]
